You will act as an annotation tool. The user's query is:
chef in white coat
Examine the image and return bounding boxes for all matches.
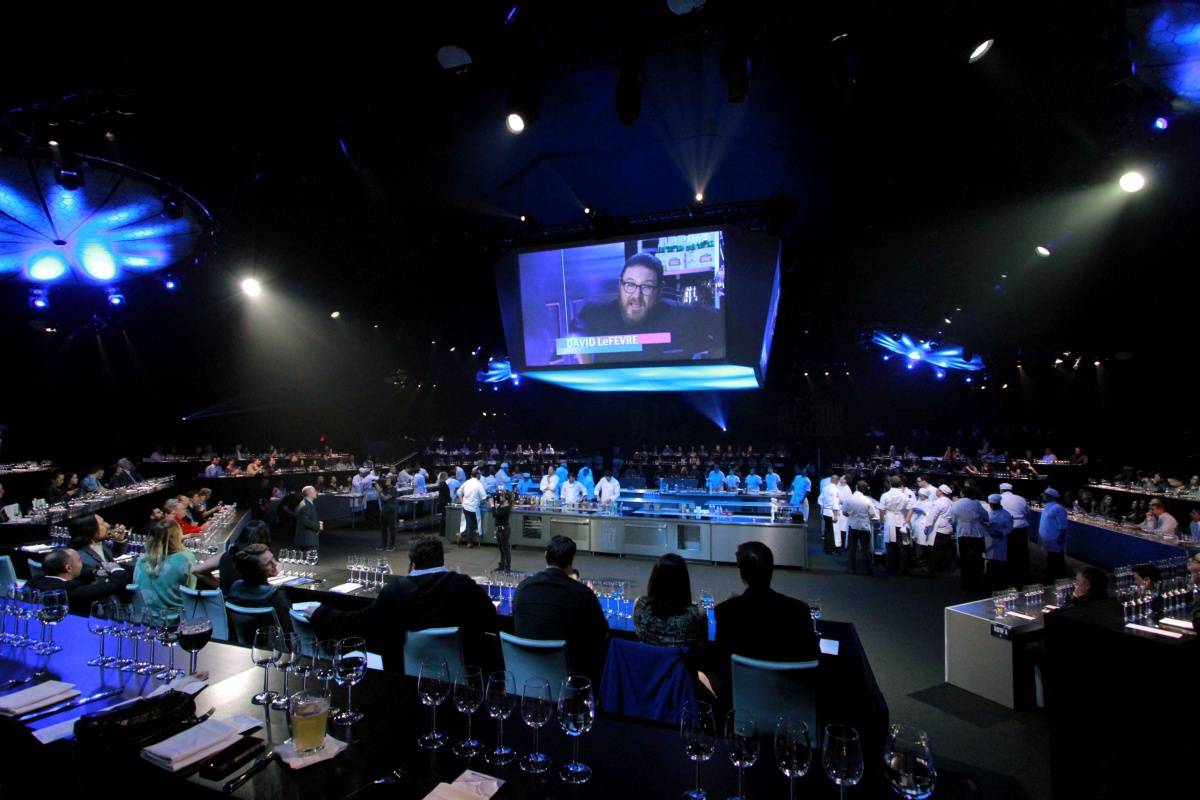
[539,465,560,508]
[834,474,854,551]
[596,469,621,506]
[879,475,914,574]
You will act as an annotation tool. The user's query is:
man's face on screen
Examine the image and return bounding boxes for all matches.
[618,264,660,324]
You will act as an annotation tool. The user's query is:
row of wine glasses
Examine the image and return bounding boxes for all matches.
[416,662,596,784]
[1,586,68,654]
[83,601,190,680]
[279,548,319,566]
[346,555,392,588]
[680,705,935,800]
[251,629,364,724]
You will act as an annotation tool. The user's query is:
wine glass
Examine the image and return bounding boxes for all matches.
[251,626,282,705]
[883,724,936,799]
[110,603,133,668]
[314,639,341,713]
[271,633,299,710]
[292,641,313,691]
[775,717,812,800]
[34,590,68,655]
[519,678,554,773]
[331,636,366,725]
[155,611,185,681]
[178,615,213,675]
[726,709,759,800]
[823,724,864,800]
[137,608,166,676]
[681,699,717,800]
[417,658,450,749]
[87,600,114,666]
[558,676,595,784]
[484,670,517,765]
[453,666,485,757]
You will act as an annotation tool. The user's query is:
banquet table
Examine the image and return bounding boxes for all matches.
[1025,508,1189,569]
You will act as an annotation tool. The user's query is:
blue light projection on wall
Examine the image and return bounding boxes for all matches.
[523,364,760,392]
[0,155,209,284]
[1138,5,1200,102]
[476,359,516,384]
[872,331,984,373]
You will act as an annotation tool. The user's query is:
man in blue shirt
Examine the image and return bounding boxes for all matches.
[764,466,781,493]
[744,468,763,493]
[203,457,224,479]
[495,462,510,491]
[949,485,990,590]
[80,466,105,494]
[706,465,725,492]
[555,461,569,498]
[985,494,1013,590]
[790,469,812,521]
[1038,488,1069,581]
[1189,508,1200,539]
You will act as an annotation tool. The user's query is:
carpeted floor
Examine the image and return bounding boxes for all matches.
[310,515,1065,800]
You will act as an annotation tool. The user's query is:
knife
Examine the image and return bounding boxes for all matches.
[222,749,277,794]
[0,670,48,693]
[17,688,122,723]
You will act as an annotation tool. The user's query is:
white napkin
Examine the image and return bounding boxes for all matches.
[21,543,54,552]
[0,680,79,716]
[268,575,292,585]
[1125,623,1183,639]
[276,733,347,769]
[1159,617,1195,631]
[422,771,505,800]
[329,582,362,594]
[819,638,840,656]
[292,601,320,614]
[141,715,259,772]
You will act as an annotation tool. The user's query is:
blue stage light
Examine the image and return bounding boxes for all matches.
[28,253,68,281]
[164,278,177,290]
[81,242,117,280]
[29,288,49,309]
[106,289,125,306]
[522,364,760,392]
[1154,117,1169,130]
[874,331,984,374]
[1144,8,1200,101]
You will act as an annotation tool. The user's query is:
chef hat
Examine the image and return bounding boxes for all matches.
[998,483,1013,491]
[918,487,933,498]
[1044,488,1061,499]
[987,494,1003,504]
[938,484,953,495]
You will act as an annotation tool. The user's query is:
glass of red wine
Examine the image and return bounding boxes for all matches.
[178,615,214,676]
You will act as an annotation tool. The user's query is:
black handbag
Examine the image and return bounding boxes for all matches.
[74,689,197,747]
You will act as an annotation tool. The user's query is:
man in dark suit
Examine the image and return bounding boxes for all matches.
[309,536,497,670]
[28,548,126,614]
[109,458,144,487]
[513,535,609,682]
[294,485,322,548]
[714,541,819,664]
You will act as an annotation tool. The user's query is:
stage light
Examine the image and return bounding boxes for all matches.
[241,277,262,298]
[450,346,457,352]
[330,311,341,319]
[965,377,973,384]
[373,324,379,329]
[505,113,526,134]
[1054,358,1064,365]
[44,326,56,333]
[436,45,472,72]
[1036,246,1051,257]
[519,214,526,222]
[943,317,952,324]
[1002,383,1008,389]
[908,351,922,361]
[583,207,592,215]
[164,278,177,290]
[845,371,850,376]
[29,288,49,310]
[907,363,914,370]
[936,371,946,379]
[29,253,68,281]
[80,242,117,280]
[968,39,994,63]
[1154,117,1169,131]
[506,74,539,134]
[882,355,890,361]
[106,288,125,306]
[53,166,84,191]
[1000,273,1008,279]
[824,371,830,376]
[1119,171,1145,193]
[1094,360,1101,366]
[694,192,704,203]
[48,140,59,148]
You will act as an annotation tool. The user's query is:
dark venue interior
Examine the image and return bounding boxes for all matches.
[1,3,1197,799]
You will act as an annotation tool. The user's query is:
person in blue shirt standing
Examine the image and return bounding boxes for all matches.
[413,465,428,494]
[985,494,1013,590]
[706,465,725,492]
[578,466,596,500]
[724,469,741,492]
[495,462,511,492]
[790,468,812,522]
[744,468,763,493]
[555,461,569,499]
[764,466,781,493]
[1038,488,1069,581]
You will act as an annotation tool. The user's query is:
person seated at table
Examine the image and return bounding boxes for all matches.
[1141,498,1178,535]
[245,457,264,477]
[133,518,221,615]
[28,548,126,614]
[513,535,609,682]
[328,475,341,492]
[165,498,203,536]
[309,535,497,669]
[224,458,242,477]
[140,506,166,536]
[1132,563,1161,593]
[69,513,128,579]
[110,458,144,487]
[634,553,706,648]
[227,543,293,633]
[713,541,818,663]
[190,488,221,521]
[1189,508,1200,539]
[43,471,76,504]
[205,519,273,593]
[80,465,106,494]
[1064,566,1108,607]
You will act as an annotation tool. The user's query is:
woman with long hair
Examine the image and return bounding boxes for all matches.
[133,518,220,614]
[634,553,705,647]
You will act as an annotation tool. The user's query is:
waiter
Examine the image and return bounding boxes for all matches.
[998,483,1030,587]
[835,475,853,552]
[1038,488,1069,580]
[879,476,913,575]
[925,484,956,574]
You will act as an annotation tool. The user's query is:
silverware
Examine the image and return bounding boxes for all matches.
[17,687,122,723]
[222,749,277,794]
[374,768,407,785]
[0,670,48,693]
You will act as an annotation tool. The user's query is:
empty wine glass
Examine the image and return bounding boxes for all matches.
[292,642,313,691]
[823,724,864,800]
[251,626,282,705]
[178,615,213,675]
[726,709,759,800]
[558,676,595,784]
[314,639,340,712]
[519,678,554,773]
[271,633,299,710]
[883,724,936,799]
[484,670,517,765]
[332,636,367,725]
[417,658,450,749]
[137,608,166,676]
[110,603,133,668]
[87,599,114,666]
[775,717,812,800]
[681,699,717,800]
[34,590,68,655]
[453,666,484,757]
[154,611,185,681]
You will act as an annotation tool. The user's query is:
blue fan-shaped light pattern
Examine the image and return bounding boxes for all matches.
[0,155,206,284]
[872,331,984,373]
[476,359,516,384]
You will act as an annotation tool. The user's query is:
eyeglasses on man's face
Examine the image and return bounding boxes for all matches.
[619,279,660,295]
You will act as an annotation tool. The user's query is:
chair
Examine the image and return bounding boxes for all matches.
[599,638,697,725]
[0,555,18,589]
[224,601,282,645]
[27,559,43,579]
[499,631,569,695]
[289,609,318,657]
[179,586,230,641]
[730,655,820,737]
[403,626,465,678]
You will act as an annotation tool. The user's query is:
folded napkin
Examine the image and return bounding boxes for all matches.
[277,733,347,769]
[0,680,79,716]
[1159,617,1196,631]
[329,582,362,594]
[21,544,54,553]
[423,771,506,800]
[819,638,840,656]
[292,601,320,615]
[1125,623,1183,639]
[267,575,292,586]
[141,715,260,772]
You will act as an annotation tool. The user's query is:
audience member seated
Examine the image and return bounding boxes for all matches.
[1132,563,1161,594]
[165,498,203,536]
[133,519,220,615]
[714,541,818,664]
[69,513,128,580]
[1141,498,1178,535]
[634,554,706,648]
[310,536,497,669]
[513,535,609,681]
[140,506,166,536]
[216,520,272,593]
[28,548,126,614]
[80,465,106,494]
[43,471,76,504]
[110,458,144,487]
[227,543,293,633]
[1064,566,1109,607]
